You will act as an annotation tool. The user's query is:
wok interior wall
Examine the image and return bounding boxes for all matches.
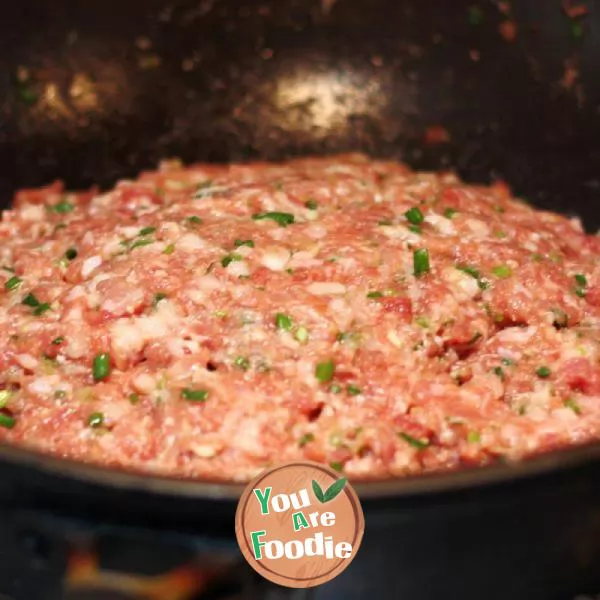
[0,0,598,226]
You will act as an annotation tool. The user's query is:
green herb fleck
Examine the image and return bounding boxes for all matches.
[5,276,22,291]
[0,390,12,408]
[298,432,315,447]
[468,332,483,345]
[65,248,78,261]
[405,207,424,225]
[367,291,383,299]
[0,414,16,429]
[163,244,176,255]
[87,412,105,428]
[491,265,513,279]
[501,357,514,366]
[574,274,588,297]
[398,431,430,450]
[275,313,293,331]
[221,253,243,268]
[21,291,51,316]
[186,216,203,225]
[129,393,140,405]
[415,316,430,328]
[181,388,209,402]
[467,430,481,443]
[49,199,74,214]
[139,226,156,236]
[234,356,250,370]
[234,239,254,248]
[443,208,458,219]
[346,384,362,396]
[329,461,344,472]
[329,383,342,394]
[42,355,58,367]
[564,397,582,415]
[51,336,65,345]
[295,326,309,343]
[33,303,50,316]
[315,360,335,383]
[456,264,489,289]
[456,264,481,279]
[22,292,40,307]
[152,292,167,308]
[549,252,563,264]
[252,212,295,227]
[305,199,318,210]
[536,366,551,379]
[408,225,422,234]
[336,331,358,343]
[194,180,215,198]
[492,366,505,381]
[92,353,111,381]
[413,248,430,277]
[130,238,154,251]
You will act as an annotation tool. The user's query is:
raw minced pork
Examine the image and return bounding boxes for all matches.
[1,154,600,481]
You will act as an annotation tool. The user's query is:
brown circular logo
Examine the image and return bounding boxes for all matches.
[235,461,364,588]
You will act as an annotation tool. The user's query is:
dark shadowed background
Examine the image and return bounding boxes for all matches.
[0,0,599,225]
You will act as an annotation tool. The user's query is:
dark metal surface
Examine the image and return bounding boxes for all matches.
[0,444,600,600]
[0,506,304,600]
[4,433,600,502]
[1,1,600,598]
[1,0,600,224]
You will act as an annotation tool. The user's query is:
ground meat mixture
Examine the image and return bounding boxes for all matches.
[1,154,600,482]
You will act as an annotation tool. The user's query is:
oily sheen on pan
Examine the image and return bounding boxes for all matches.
[1,154,599,482]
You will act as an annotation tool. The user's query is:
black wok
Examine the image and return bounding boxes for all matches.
[1,1,600,599]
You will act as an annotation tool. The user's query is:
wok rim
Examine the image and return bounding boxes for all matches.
[1,438,600,501]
